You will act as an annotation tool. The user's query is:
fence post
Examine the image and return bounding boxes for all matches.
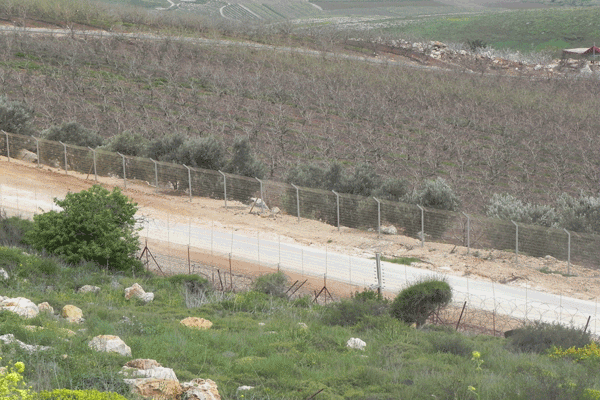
[183,164,192,202]
[2,131,9,161]
[150,158,158,193]
[511,220,519,265]
[373,197,381,238]
[117,152,126,189]
[563,228,571,275]
[332,190,340,232]
[218,170,227,208]
[87,147,97,181]
[34,137,40,168]
[58,141,67,174]
[256,177,265,213]
[291,183,300,222]
[417,205,425,247]
[462,212,470,254]
[375,253,382,296]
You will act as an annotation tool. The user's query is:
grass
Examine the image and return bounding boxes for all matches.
[539,266,576,277]
[381,256,421,265]
[3,242,600,399]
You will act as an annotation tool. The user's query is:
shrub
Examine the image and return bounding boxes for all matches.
[391,277,452,327]
[506,321,591,354]
[24,185,142,273]
[0,215,34,247]
[144,133,186,162]
[0,96,35,136]
[36,389,127,400]
[557,192,600,234]
[105,131,148,157]
[343,163,381,197]
[549,342,600,366]
[41,122,104,148]
[0,357,33,399]
[175,135,224,170]
[486,193,559,228]
[322,296,390,327]
[428,332,474,357]
[374,177,410,201]
[405,178,460,211]
[225,136,266,178]
[251,271,289,299]
[285,163,325,188]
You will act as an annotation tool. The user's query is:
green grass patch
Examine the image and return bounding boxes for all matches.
[381,256,421,265]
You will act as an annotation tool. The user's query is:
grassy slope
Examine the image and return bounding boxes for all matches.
[3,245,600,400]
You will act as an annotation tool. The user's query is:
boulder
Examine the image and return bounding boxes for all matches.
[346,337,366,350]
[61,305,83,323]
[0,268,8,280]
[0,297,39,318]
[126,359,163,370]
[17,149,38,163]
[124,378,182,400]
[89,335,132,357]
[180,317,213,330]
[381,225,398,235]
[0,334,50,353]
[78,285,101,294]
[37,302,54,314]
[125,283,154,303]
[181,378,221,400]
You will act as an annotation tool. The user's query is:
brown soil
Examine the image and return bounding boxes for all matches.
[2,156,600,304]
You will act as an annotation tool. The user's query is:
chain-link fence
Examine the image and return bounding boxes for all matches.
[2,130,600,271]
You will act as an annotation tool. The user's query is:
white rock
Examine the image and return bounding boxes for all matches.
[0,297,39,318]
[381,225,398,235]
[0,334,50,353]
[37,302,54,314]
[89,335,132,357]
[78,285,101,294]
[0,268,8,280]
[347,337,366,350]
[124,283,154,303]
[122,365,178,381]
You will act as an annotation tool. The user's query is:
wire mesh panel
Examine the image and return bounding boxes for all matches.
[298,187,336,227]
[572,232,600,268]
[38,138,65,170]
[95,149,125,181]
[262,180,291,213]
[380,200,421,239]
[124,155,157,187]
[7,132,37,161]
[189,168,222,199]
[226,174,259,204]
[66,144,93,175]
[338,193,377,230]
[157,162,189,196]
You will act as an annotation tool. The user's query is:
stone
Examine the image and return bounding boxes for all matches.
[124,378,182,400]
[346,337,366,350]
[180,317,213,330]
[61,305,83,323]
[17,149,38,163]
[0,334,50,353]
[0,297,39,318]
[125,283,154,303]
[78,285,101,294]
[37,302,54,314]
[271,207,280,215]
[126,359,162,370]
[181,378,221,400]
[89,335,132,357]
[380,225,398,235]
[0,268,8,280]
[122,365,178,381]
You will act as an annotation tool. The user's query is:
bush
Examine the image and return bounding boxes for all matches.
[24,185,142,273]
[506,321,591,354]
[322,296,390,327]
[144,133,186,162]
[343,163,381,197]
[428,332,474,357]
[374,177,410,201]
[0,96,35,136]
[41,122,104,148]
[36,389,127,400]
[225,136,266,178]
[557,192,600,234]
[405,178,460,211]
[0,215,34,247]
[105,131,148,157]
[251,271,289,299]
[391,277,452,327]
[486,193,559,228]
[175,135,224,170]
[285,163,326,188]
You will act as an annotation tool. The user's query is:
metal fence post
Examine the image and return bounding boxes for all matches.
[374,197,381,238]
[183,164,192,202]
[332,190,340,232]
[417,205,425,247]
[291,183,300,222]
[218,170,227,208]
[256,177,265,213]
[117,152,126,189]
[34,137,40,168]
[58,141,67,174]
[511,220,519,265]
[150,158,158,192]
[376,253,382,296]
[87,147,97,181]
[462,212,470,254]
[2,131,9,161]
[564,228,571,275]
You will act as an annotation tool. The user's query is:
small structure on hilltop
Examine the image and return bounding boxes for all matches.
[562,45,600,60]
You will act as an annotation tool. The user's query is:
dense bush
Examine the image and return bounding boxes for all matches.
[343,163,382,197]
[225,136,266,178]
[322,289,390,327]
[0,215,34,247]
[486,193,559,228]
[391,277,452,327]
[557,192,600,234]
[175,135,225,170]
[24,185,142,273]
[0,96,35,136]
[145,133,186,162]
[105,131,148,157]
[404,178,460,211]
[41,122,104,148]
[506,321,591,354]
[428,332,474,357]
[285,163,326,187]
[251,271,289,298]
